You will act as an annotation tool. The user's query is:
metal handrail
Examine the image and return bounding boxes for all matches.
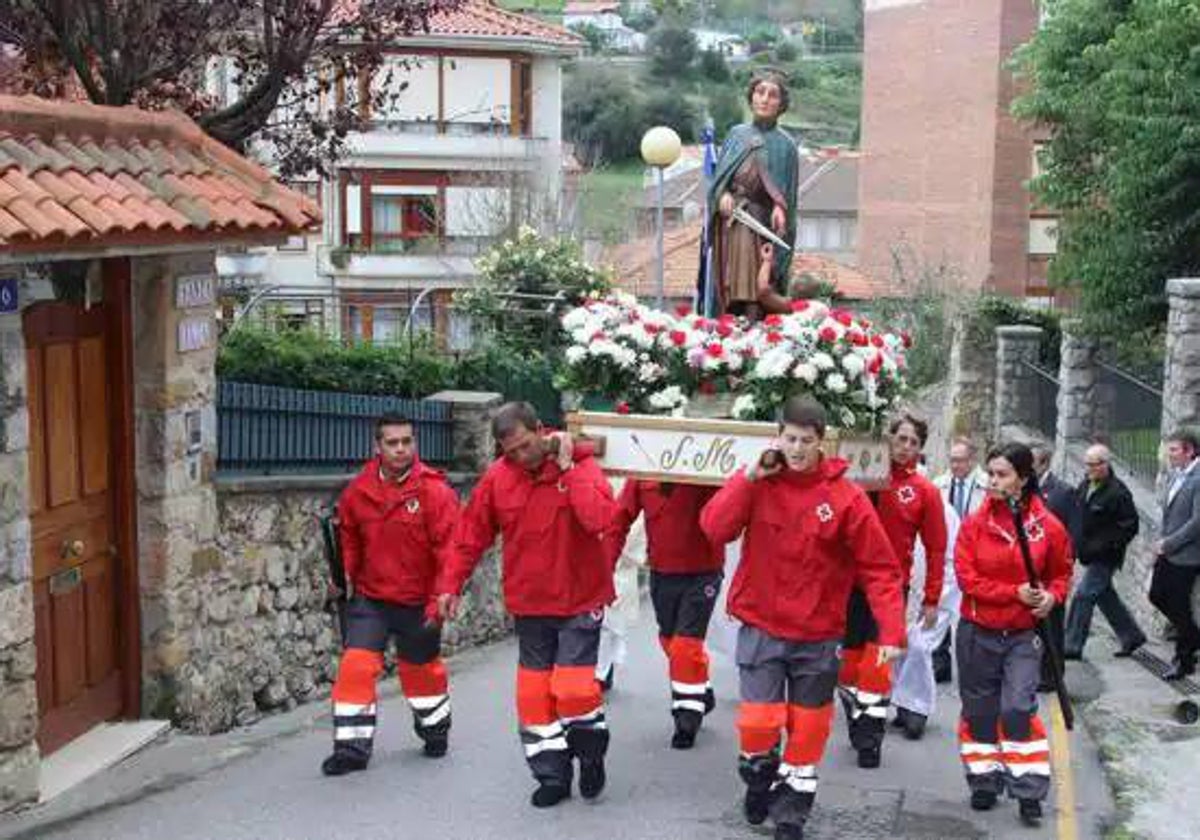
[1021,359,1061,386]
[1096,361,1163,398]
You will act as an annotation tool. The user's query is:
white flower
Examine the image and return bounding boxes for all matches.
[812,352,835,371]
[825,372,848,393]
[841,353,865,379]
[732,393,759,420]
[793,362,818,384]
[751,346,794,380]
[565,345,586,365]
[648,385,687,411]
[638,362,664,383]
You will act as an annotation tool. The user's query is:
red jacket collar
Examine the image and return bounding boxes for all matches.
[352,455,436,502]
[775,455,849,487]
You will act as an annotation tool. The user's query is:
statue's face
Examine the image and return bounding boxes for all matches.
[751,80,784,120]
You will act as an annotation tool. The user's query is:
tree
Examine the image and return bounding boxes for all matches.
[640,85,699,142]
[1013,0,1200,335]
[706,85,744,139]
[0,0,461,177]
[646,13,697,79]
[563,64,643,165]
[698,48,731,82]
[569,21,611,54]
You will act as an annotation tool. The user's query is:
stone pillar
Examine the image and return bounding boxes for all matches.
[994,325,1044,441]
[947,314,997,441]
[131,252,221,723]
[426,391,504,474]
[0,282,40,809]
[1054,319,1107,459]
[1162,278,1200,435]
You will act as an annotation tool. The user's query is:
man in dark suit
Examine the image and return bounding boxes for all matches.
[1033,445,1076,687]
[1063,444,1145,659]
[1151,429,1200,679]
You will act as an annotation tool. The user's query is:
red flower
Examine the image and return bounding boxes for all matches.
[832,309,853,327]
[693,317,711,331]
[818,326,838,343]
[871,335,884,348]
[705,341,725,358]
[675,303,693,317]
[669,330,688,347]
[790,300,810,313]
[716,321,734,338]
[847,329,868,347]
[643,322,661,335]
[764,314,783,327]
[616,401,631,414]
[858,317,872,329]
[766,332,784,345]
[901,331,914,349]
[868,353,884,374]
[698,380,717,395]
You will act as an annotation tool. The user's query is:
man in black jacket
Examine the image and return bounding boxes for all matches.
[1063,444,1147,659]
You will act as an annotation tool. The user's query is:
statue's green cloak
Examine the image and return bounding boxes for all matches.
[705,120,800,293]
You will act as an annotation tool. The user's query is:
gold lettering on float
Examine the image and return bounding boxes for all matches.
[659,435,739,476]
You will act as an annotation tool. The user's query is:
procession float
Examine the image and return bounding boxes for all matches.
[558,291,913,489]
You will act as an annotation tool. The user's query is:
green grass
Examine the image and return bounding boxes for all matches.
[494,0,565,13]
[577,160,647,245]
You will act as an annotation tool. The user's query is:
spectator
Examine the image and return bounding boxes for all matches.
[1150,429,1200,680]
[1062,444,1145,659]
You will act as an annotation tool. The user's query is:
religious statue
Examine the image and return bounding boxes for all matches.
[704,71,799,319]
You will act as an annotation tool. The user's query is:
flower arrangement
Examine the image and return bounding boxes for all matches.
[557,293,912,429]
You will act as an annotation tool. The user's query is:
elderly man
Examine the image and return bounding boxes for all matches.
[1151,429,1200,680]
[1063,444,1145,660]
[928,437,988,684]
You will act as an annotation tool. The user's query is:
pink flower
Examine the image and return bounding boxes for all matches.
[705,341,725,358]
[766,332,783,345]
[643,322,661,335]
[764,314,783,327]
[818,326,838,343]
[716,321,734,338]
[669,330,688,347]
[616,401,631,414]
[868,353,884,375]
[871,335,884,348]
[675,303,693,317]
[591,330,606,342]
[790,300,810,313]
[847,329,868,347]
[831,309,853,327]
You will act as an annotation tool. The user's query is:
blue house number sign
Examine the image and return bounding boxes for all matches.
[0,278,17,314]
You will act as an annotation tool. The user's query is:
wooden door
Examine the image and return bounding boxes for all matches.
[25,300,123,754]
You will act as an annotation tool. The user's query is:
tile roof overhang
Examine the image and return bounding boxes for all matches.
[0,95,322,262]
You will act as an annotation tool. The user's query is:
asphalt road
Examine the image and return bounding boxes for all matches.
[12,612,1114,840]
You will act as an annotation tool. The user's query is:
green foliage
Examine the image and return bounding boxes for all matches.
[564,64,644,165]
[641,86,700,143]
[706,85,745,139]
[456,226,611,354]
[871,289,955,390]
[698,48,731,82]
[1013,0,1200,336]
[966,295,1062,371]
[774,40,799,62]
[646,13,698,79]
[217,327,453,398]
[569,21,611,54]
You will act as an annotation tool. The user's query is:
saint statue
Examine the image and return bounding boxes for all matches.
[704,71,799,319]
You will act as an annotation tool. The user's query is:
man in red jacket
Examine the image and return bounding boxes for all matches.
[436,401,618,809]
[322,413,460,776]
[609,480,722,749]
[701,396,905,840]
[839,414,948,756]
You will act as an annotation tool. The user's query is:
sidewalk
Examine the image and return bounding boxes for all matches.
[1068,628,1200,840]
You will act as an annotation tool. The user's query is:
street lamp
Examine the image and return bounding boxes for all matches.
[641,126,682,310]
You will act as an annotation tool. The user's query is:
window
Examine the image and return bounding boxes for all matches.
[371,192,438,253]
[1028,218,1058,256]
[346,299,434,343]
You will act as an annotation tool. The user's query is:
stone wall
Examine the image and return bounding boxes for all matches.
[1162,278,1200,434]
[0,299,37,810]
[131,253,223,724]
[993,324,1044,441]
[945,314,996,447]
[160,473,510,734]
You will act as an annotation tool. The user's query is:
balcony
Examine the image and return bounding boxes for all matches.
[348,120,551,166]
[316,238,490,285]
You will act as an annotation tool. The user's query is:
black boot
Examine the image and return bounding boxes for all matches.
[671,709,702,749]
[530,783,570,808]
[898,708,926,741]
[739,751,779,826]
[970,790,997,811]
[1018,798,1043,826]
[857,746,881,769]
[321,752,368,776]
[744,787,772,825]
[579,757,606,799]
[1165,653,1196,681]
[422,735,448,758]
[774,821,805,840]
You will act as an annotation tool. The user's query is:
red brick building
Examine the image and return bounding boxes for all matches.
[857,0,1055,299]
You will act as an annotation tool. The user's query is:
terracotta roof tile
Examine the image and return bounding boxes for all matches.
[604,219,898,302]
[0,94,320,252]
[332,1,583,48]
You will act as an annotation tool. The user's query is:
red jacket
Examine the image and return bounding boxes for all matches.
[874,463,948,607]
[955,494,1073,631]
[609,481,723,574]
[440,444,617,617]
[700,457,906,646]
[338,457,460,608]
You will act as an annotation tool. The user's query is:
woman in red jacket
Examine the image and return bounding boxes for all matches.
[954,442,1072,827]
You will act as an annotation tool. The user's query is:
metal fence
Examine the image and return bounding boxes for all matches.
[1024,361,1061,444]
[1095,362,1163,486]
[217,381,453,475]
